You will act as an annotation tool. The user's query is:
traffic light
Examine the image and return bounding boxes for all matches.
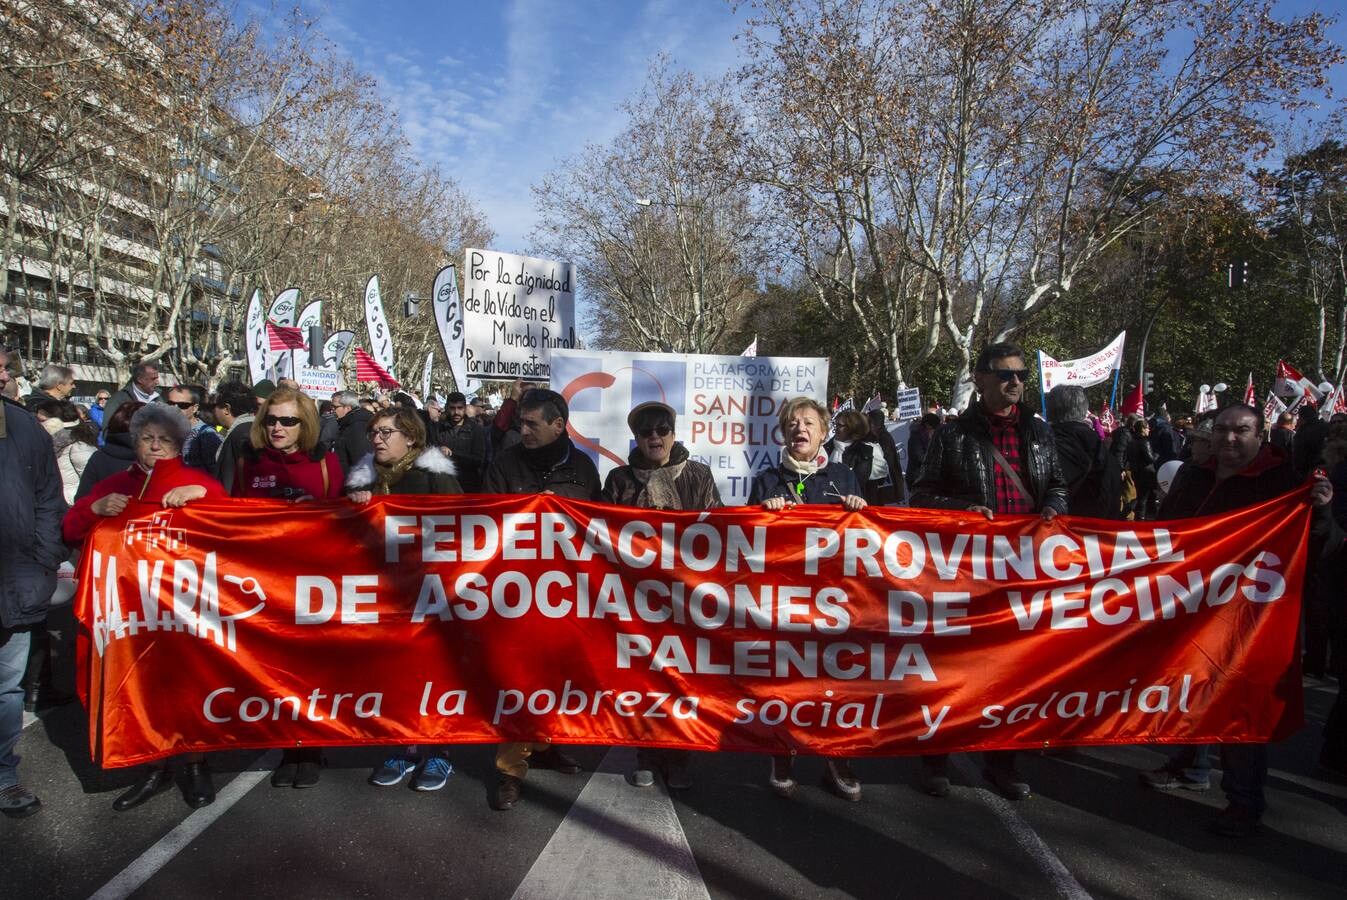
[1228,259,1249,289]
[1143,371,1154,395]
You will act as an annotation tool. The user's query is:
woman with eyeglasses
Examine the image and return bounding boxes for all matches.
[601,401,722,790]
[749,396,867,803]
[231,385,343,788]
[343,407,462,791]
[63,404,225,812]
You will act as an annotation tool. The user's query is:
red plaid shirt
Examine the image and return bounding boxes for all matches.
[986,407,1034,514]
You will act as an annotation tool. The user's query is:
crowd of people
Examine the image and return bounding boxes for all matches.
[0,343,1342,842]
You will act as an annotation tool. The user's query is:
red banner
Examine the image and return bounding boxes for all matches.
[75,492,1309,767]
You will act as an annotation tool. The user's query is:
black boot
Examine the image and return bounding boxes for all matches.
[181,761,215,809]
[113,766,174,811]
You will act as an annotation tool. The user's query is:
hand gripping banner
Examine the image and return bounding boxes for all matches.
[75,492,1310,767]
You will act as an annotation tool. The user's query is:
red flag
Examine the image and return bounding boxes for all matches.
[1243,373,1255,407]
[1274,360,1320,400]
[354,347,400,389]
[1119,383,1144,418]
[266,321,306,351]
[1098,405,1117,433]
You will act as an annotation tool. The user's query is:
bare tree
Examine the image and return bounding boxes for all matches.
[533,61,761,353]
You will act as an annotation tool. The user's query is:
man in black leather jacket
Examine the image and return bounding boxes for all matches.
[910,342,1068,802]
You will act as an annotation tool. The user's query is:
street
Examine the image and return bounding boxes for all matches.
[7,678,1344,899]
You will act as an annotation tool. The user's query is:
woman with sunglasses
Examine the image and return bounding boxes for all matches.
[63,404,225,812]
[344,406,462,791]
[602,401,722,791]
[748,397,866,803]
[231,385,343,788]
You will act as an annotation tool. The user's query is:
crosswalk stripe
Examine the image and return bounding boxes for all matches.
[511,747,710,900]
[88,751,280,900]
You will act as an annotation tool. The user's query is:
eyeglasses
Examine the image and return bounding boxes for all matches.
[168,400,195,410]
[638,425,672,438]
[370,428,403,440]
[95,395,109,402]
[263,415,301,427]
[983,368,1027,383]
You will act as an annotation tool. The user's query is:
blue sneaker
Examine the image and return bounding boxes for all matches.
[370,756,416,787]
[412,756,453,791]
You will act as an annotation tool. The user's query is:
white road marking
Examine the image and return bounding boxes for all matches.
[512,747,710,900]
[1268,767,1347,801]
[951,756,1093,900]
[89,750,280,900]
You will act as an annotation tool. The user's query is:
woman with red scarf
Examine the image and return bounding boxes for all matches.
[231,385,342,788]
[63,403,225,812]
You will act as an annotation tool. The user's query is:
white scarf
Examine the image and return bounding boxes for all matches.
[780,445,824,476]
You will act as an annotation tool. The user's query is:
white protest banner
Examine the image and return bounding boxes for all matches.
[323,331,356,370]
[295,365,343,399]
[363,275,396,377]
[1040,331,1126,391]
[431,264,472,392]
[244,288,270,385]
[268,287,300,379]
[421,351,433,403]
[550,349,829,504]
[462,248,577,380]
[896,387,922,420]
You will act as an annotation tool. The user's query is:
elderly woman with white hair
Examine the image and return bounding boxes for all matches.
[63,403,226,812]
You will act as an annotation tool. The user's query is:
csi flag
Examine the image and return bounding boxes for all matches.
[1263,391,1288,423]
[354,347,400,389]
[1274,360,1321,401]
[266,321,306,351]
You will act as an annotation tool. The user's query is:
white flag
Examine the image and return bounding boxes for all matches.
[741,337,758,357]
[431,265,471,392]
[421,351,434,403]
[363,275,396,377]
[1039,332,1127,391]
[244,288,270,385]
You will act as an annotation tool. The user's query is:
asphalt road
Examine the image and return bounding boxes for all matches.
[6,678,1345,899]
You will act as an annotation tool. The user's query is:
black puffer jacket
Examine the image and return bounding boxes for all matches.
[911,401,1068,514]
[483,436,601,500]
[344,449,462,495]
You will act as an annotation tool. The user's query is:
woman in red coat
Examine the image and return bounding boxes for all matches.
[231,385,341,788]
[232,386,342,503]
[63,403,225,812]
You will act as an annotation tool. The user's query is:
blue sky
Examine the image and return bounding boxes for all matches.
[306,0,1345,257]
[309,0,747,254]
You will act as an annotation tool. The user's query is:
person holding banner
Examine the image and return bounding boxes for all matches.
[482,388,598,811]
[750,397,867,802]
[602,400,722,791]
[62,404,225,812]
[1143,403,1338,836]
[344,406,462,791]
[911,342,1068,801]
[231,386,343,790]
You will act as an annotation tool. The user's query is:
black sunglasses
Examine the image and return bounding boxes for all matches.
[263,415,302,427]
[168,400,195,410]
[639,425,672,439]
[983,368,1027,383]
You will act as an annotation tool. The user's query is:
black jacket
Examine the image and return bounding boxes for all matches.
[75,431,137,500]
[0,399,67,628]
[436,419,487,492]
[483,437,601,500]
[334,408,374,475]
[907,427,934,488]
[216,415,254,495]
[910,401,1068,514]
[602,445,723,510]
[749,459,862,505]
[1051,419,1122,518]
[1160,444,1340,557]
[344,449,462,496]
[823,438,874,486]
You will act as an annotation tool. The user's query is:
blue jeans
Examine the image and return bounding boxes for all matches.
[0,627,34,789]
[1167,743,1266,813]
[1167,744,1213,782]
